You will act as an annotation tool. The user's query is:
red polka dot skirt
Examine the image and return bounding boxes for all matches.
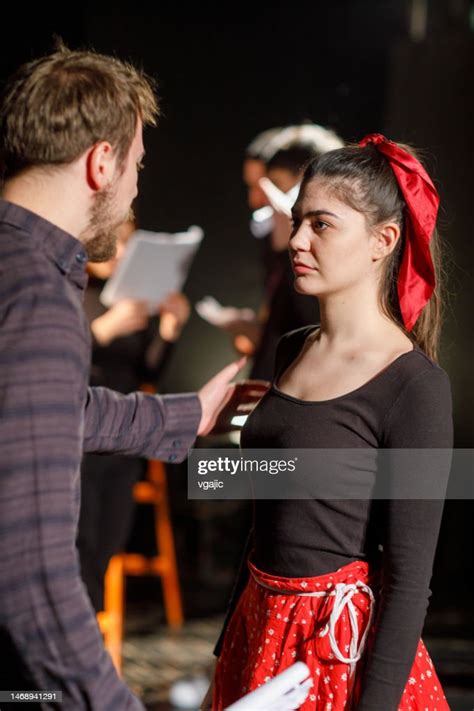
[212,560,449,710]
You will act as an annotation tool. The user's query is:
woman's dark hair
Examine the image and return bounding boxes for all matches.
[302,143,444,361]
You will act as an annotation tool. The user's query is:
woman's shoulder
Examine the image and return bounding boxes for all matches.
[393,346,451,389]
[375,345,452,421]
[381,348,452,445]
[273,325,319,380]
[277,324,319,350]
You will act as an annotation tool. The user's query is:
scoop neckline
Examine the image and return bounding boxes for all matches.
[271,327,419,406]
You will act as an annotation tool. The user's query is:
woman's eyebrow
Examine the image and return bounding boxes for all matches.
[291,208,341,220]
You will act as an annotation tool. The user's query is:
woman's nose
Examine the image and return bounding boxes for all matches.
[289,226,310,251]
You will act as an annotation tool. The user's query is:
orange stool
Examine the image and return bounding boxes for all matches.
[98,457,184,672]
[97,554,124,672]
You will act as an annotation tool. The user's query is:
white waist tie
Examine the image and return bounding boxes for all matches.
[252,576,375,677]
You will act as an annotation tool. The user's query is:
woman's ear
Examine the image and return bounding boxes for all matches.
[371,222,401,262]
[85,141,116,191]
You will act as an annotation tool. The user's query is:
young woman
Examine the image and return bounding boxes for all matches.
[208,135,453,710]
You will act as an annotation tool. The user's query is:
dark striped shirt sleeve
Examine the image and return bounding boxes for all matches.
[83,387,201,463]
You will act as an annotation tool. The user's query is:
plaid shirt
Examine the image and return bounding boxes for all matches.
[0,199,201,710]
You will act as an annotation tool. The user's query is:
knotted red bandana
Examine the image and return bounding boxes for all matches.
[358,133,439,331]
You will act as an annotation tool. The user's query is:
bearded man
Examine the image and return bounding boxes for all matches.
[0,46,243,710]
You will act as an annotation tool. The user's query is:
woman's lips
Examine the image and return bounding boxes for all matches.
[293,263,315,275]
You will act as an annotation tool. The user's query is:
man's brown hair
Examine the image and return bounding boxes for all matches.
[0,45,159,180]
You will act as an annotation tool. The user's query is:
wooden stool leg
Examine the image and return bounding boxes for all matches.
[99,554,124,674]
[152,461,184,627]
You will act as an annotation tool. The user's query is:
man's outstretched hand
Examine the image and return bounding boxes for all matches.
[197,357,247,436]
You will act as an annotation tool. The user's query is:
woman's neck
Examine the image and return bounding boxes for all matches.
[316,287,405,350]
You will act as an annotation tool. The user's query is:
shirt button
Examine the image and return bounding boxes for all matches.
[76,252,87,264]
[172,439,181,448]
[168,454,177,462]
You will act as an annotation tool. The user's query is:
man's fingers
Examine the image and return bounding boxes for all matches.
[221,383,236,408]
[215,357,247,384]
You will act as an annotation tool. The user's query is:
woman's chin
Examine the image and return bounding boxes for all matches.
[294,277,320,297]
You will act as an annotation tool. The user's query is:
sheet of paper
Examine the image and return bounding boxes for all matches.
[100,226,203,308]
[225,661,312,710]
[258,177,299,217]
[195,296,255,327]
[252,179,300,221]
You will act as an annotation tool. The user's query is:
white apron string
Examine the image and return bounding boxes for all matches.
[252,574,375,677]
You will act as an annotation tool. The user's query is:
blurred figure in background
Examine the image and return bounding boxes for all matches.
[77,216,191,612]
[243,126,283,213]
[202,124,344,379]
[248,124,344,379]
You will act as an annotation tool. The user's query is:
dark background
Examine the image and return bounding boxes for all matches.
[1,0,473,698]
[2,4,472,435]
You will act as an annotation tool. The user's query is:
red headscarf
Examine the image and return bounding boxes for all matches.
[358,134,439,331]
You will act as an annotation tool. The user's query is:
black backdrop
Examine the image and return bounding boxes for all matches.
[1,0,472,633]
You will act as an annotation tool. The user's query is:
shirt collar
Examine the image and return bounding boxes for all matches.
[0,199,89,290]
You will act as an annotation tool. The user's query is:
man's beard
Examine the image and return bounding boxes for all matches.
[80,183,134,262]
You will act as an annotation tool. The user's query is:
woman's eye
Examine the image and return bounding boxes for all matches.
[136,161,145,172]
[290,219,301,230]
[312,220,328,231]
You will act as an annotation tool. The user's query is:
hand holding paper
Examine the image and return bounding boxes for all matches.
[91,299,149,346]
[158,292,191,342]
[195,296,257,334]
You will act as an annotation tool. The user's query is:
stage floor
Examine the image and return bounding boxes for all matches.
[121,602,474,710]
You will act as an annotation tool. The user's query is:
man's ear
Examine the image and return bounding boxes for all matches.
[85,141,116,191]
[371,222,401,262]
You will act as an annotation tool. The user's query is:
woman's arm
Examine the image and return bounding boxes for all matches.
[213,528,254,658]
[357,367,453,711]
